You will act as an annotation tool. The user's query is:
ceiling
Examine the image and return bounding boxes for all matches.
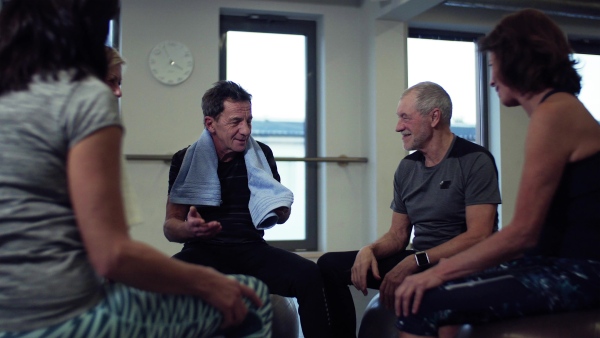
[442,0,600,20]
[261,0,600,20]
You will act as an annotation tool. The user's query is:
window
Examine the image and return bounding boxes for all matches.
[408,29,487,146]
[571,39,600,121]
[220,14,317,251]
[575,53,600,121]
[107,18,120,48]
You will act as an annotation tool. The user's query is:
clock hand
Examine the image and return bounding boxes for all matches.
[163,45,183,70]
[163,46,185,71]
[171,62,184,71]
[162,45,174,62]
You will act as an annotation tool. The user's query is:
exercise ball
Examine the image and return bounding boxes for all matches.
[357,293,398,338]
[270,294,300,338]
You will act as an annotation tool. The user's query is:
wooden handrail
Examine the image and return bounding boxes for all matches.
[125,154,368,166]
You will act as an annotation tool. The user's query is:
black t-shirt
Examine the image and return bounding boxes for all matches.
[168,141,280,245]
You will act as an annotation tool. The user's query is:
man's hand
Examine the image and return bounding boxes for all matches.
[185,206,222,239]
[379,256,418,310]
[273,206,291,224]
[351,246,381,296]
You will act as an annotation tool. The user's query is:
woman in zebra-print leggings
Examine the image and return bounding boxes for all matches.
[0,0,272,337]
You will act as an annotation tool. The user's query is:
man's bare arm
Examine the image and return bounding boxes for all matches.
[163,199,222,243]
[419,203,497,266]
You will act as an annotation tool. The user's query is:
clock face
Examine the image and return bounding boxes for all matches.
[149,40,194,85]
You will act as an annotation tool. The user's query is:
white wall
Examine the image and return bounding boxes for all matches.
[120,0,374,254]
[120,0,600,259]
[118,0,600,333]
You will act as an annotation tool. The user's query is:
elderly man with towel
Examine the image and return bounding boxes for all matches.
[164,80,332,338]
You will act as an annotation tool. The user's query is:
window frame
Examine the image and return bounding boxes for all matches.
[219,14,318,251]
[570,37,600,55]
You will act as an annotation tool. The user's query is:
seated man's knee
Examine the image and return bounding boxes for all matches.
[317,252,344,272]
[317,251,352,279]
[284,258,324,289]
[317,252,334,269]
[296,257,321,277]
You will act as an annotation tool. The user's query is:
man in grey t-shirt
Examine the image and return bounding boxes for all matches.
[317,81,501,338]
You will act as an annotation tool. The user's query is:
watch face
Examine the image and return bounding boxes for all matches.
[415,252,429,267]
[149,40,194,85]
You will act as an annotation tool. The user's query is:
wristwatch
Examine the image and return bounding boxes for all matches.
[414,251,430,267]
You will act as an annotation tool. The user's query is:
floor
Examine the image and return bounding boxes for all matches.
[292,288,378,338]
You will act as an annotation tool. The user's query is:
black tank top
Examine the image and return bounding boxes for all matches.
[539,89,571,103]
[528,151,600,261]
[527,89,600,261]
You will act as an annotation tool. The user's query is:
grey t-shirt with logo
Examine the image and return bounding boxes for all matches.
[391,136,502,252]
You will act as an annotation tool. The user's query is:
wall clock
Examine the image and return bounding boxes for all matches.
[148,40,194,85]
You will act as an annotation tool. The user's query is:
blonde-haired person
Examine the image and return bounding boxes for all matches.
[104,46,143,226]
[105,46,125,97]
[394,9,600,338]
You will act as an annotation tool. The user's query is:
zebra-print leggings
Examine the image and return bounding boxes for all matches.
[0,274,272,338]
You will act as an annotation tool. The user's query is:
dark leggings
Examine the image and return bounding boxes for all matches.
[317,249,417,338]
[173,241,332,338]
[397,256,600,336]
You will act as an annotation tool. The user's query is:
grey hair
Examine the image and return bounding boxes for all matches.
[402,81,452,125]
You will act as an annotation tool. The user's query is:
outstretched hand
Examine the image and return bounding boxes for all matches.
[185,206,222,239]
[394,267,444,317]
[351,246,380,296]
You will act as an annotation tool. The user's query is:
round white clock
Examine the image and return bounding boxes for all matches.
[148,40,194,85]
